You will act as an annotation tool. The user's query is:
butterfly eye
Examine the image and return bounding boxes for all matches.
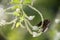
[37,19,50,32]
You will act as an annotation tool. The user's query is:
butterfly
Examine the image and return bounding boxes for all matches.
[37,19,50,32]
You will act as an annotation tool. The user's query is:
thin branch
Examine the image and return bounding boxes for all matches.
[20,23,25,28]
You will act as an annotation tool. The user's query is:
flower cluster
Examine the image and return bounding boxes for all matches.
[0,0,44,37]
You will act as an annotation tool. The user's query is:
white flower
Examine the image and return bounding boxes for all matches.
[33,32,38,37]
[28,16,35,20]
[16,8,20,12]
[32,26,39,31]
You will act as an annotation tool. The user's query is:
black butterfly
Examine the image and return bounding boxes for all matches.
[37,19,50,32]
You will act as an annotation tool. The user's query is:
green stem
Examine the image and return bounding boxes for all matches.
[11,18,17,29]
[28,5,44,28]
[20,23,25,28]
[24,19,33,35]
[25,19,33,28]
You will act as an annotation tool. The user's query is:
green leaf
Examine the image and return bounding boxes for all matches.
[10,0,21,4]
[16,22,20,28]
[10,0,32,4]
[23,0,31,4]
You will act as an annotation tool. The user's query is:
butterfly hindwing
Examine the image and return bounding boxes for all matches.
[37,19,50,32]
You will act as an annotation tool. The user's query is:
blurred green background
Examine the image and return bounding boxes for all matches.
[0,0,60,40]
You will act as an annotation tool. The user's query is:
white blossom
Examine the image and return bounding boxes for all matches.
[16,8,20,12]
[33,32,38,37]
[28,16,35,20]
[32,26,39,31]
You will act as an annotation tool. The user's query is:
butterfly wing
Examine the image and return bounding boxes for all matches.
[37,19,50,32]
